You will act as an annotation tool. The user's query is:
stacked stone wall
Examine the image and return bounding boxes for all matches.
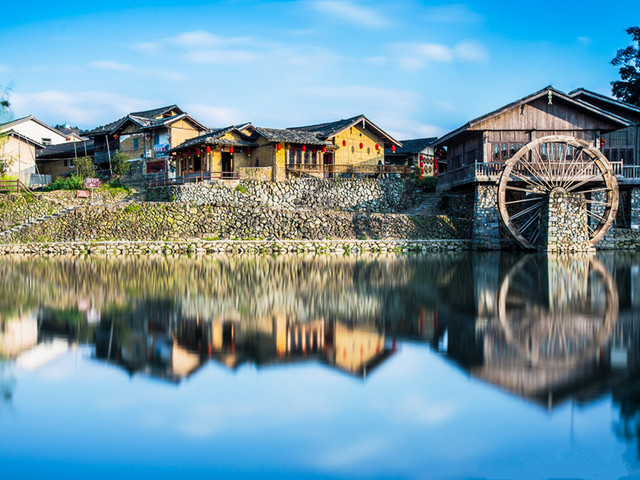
[0,194,63,231]
[148,178,418,213]
[472,185,501,250]
[0,203,470,244]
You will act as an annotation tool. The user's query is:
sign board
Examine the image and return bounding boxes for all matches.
[76,190,89,198]
[85,178,99,189]
[154,143,170,154]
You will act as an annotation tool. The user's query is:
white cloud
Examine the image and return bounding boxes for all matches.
[184,104,246,128]
[317,437,388,469]
[577,36,592,46]
[454,41,489,62]
[434,101,458,113]
[310,0,388,28]
[393,40,489,71]
[422,4,483,23]
[89,60,134,71]
[184,49,257,64]
[171,30,224,48]
[134,42,162,53]
[10,90,151,127]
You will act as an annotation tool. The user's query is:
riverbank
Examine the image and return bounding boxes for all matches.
[0,238,472,256]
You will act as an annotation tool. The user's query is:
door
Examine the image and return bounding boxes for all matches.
[221,152,233,178]
[323,153,333,178]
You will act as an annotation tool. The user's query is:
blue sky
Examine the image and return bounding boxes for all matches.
[1,0,638,138]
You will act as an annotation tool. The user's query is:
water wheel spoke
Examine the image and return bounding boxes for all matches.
[585,199,609,206]
[515,206,542,238]
[516,156,554,190]
[565,175,603,193]
[579,187,611,195]
[505,196,544,206]
[560,148,586,189]
[505,185,543,194]
[531,147,555,190]
[510,201,543,221]
[508,171,549,192]
[586,209,607,223]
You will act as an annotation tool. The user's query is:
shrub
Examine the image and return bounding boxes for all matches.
[124,204,141,213]
[74,156,96,179]
[235,184,247,194]
[44,175,84,191]
[415,176,437,193]
[112,152,130,177]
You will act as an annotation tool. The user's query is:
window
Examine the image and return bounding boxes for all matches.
[41,138,51,145]
[133,138,139,150]
[153,134,160,146]
[610,129,630,147]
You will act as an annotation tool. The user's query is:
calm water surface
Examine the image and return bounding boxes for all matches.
[1,252,640,479]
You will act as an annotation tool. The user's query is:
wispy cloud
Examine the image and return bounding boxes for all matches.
[309,1,388,28]
[184,104,246,128]
[393,40,489,71]
[89,60,134,71]
[184,49,257,64]
[133,42,162,54]
[421,4,483,23]
[11,90,152,126]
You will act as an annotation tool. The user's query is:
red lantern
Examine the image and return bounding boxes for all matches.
[113,134,119,140]
[434,157,438,177]
[322,146,326,153]
[230,147,234,154]
[342,140,347,147]
[206,146,211,154]
[302,145,306,152]
[600,138,606,148]
[248,148,251,157]
[277,144,282,151]
[359,142,363,149]
[196,148,201,156]
[420,154,424,161]
[391,145,396,153]
[375,143,379,150]
[66,137,71,141]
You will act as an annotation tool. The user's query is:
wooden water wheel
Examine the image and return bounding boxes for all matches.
[497,135,619,249]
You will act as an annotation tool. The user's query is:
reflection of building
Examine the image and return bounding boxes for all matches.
[210,316,394,378]
[0,312,38,358]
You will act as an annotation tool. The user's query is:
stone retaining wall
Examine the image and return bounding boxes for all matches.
[0,239,472,256]
[0,193,63,230]
[147,178,418,213]
[1,202,470,244]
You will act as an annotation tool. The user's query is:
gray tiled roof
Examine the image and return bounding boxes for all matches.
[252,126,332,145]
[289,115,363,139]
[36,140,94,159]
[86,105,183,136]
[385,138,437,155]
[170,126,257,152]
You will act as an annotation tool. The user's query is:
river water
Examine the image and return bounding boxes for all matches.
[1,253,639,479]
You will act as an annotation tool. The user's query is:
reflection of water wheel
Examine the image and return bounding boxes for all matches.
[497,255,618,367]
[497,136,619,250]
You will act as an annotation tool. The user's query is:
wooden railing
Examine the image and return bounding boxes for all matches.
[287,163,412,179]
[0,179,32,194]
[147,171,239,188]
[439,161,628,188]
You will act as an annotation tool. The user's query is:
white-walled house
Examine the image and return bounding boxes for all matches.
[0,116,74,146]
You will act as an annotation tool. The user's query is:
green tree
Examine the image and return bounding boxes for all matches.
[74,156,96,179]
[611,26,640,106]
[111,152,130,178]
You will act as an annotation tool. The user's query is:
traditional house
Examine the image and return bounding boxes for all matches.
[385,137,438,174]
[36,139,94,180]
[433,86,632,249]
[568,88,640,175]
[86,105,207,177]
[0,115,72,146]
[0,130,42,182]
[168,114,401,182]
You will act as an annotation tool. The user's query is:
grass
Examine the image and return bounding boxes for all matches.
[124,204,141,213]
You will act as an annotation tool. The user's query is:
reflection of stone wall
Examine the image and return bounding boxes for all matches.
[631,188,640,231]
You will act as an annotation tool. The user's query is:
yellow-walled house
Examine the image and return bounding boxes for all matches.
[169,114,402,182]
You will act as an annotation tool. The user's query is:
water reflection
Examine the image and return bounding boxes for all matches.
[3,253,640,475]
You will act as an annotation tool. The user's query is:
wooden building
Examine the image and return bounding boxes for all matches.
[569,88,640,179]
[86,105,207,176]
[434,86,630,191]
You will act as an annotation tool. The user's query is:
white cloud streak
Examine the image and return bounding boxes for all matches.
[89,60,134,71]
[310,0,387,28]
